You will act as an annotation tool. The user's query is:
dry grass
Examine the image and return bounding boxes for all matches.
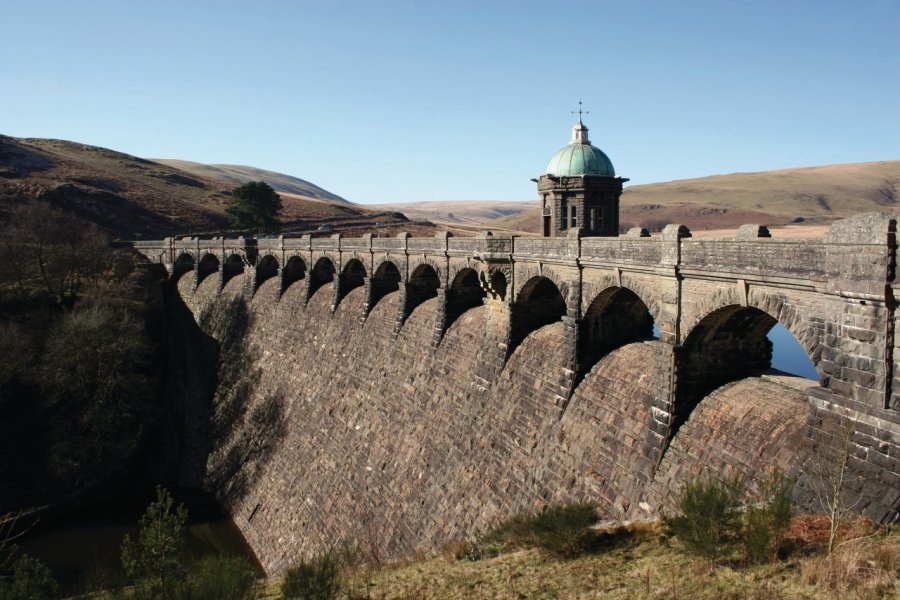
[254,519,897,600]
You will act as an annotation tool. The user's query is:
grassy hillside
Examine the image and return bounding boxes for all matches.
[387,160,900,234]
[255,517,898,599]
[153,159,353,206]
[0,136,415,238]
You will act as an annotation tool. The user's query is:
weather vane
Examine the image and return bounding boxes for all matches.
[572,100,589,123]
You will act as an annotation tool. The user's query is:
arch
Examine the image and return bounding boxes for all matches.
[196,253,220,285]
[282,255,307,294]
[509,276,566,356]
[403,263,440,320]
[335,258,367,308]
[489,269,507,301]
[674,304,819,433]
[445,268,486,333]
[222,253,246,287]
[309,256,336,300]
[580,286,656,378]
[171,252,195,282]
[369,260,401,312]
[513,264,570,304]
[255,254,279,292]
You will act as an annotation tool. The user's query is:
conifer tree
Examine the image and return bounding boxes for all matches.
[226,181,283,232]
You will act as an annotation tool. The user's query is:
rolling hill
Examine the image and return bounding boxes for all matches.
[0,136,414,239]
[153,160,353,206]
[378,160,900,234]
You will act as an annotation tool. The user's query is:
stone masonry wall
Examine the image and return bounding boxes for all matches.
[180,274,827,576]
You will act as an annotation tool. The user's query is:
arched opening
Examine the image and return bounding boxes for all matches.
[509,276,566,355]
[769,323,819,380]
[404,263,440,319]
[222,254,245,287]
[282,256,306,294]
[490,270,507,300]
[445,268,486,332]
[370,261,401,312]
[255,255,279,290]
[196,254,220,285]
[675,305,817,432]
[337,259,367,307]
[172,253,195,282]
[309,257,336,299]
[580,287,655,377]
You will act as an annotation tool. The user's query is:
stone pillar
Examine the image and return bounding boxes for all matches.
[392,283,410,338]
[190,267,200,295]
[475,297,512,390]
[560,313,580,406]
[273,268,284,302]
[331,272,343,313]
[244,266,257,298]
[431,286,449,349]
[360,276,375,323]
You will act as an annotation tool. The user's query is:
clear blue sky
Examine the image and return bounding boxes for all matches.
[2,0,898,203]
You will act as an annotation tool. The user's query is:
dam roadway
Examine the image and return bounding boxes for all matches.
[132,212,900,575]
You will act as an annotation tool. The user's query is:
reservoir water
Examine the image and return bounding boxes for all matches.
[13,487,262,594]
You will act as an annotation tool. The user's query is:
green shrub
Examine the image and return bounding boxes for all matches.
[478,503,601,560]
[743,470,794,564]
[0,555,60,600]
[175,555,257,600]
[282,551,341,600]
[667,475,744,560]
[527,503,601,558]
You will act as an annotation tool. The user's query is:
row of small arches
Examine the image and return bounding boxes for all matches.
[173,251,819,430]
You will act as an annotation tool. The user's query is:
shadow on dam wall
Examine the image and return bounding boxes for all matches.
[170,271,814,577]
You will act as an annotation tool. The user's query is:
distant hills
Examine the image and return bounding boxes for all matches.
[0,136,413,238]
[153,159,352,206]
[380,161,900,234]
[3,134,896,239]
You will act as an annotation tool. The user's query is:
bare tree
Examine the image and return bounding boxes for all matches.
[804,416,862,555]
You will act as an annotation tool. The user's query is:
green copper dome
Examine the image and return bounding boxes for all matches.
[545,121,615,177]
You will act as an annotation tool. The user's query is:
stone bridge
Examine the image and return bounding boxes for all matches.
[133,212,900,573]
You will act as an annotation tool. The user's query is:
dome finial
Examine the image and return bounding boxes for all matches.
[571,99,589,125]
[570,100,590,144]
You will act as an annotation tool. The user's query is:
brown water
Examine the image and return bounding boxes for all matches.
[13,487,262,593]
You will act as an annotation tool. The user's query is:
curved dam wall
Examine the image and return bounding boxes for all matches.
[174,272,815,576]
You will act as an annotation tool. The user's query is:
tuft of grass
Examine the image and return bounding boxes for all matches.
[281,550,341,600]
[472,502,602,560]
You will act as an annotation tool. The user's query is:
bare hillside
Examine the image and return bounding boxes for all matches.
[0,136,414,238]
[153,159,353,206]
[385,161,900,234]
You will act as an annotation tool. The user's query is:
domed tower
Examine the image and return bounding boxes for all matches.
[535,116,628,237]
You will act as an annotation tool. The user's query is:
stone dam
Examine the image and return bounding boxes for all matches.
[133,213,900,576]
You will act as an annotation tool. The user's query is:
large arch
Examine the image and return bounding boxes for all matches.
[308,257,336,300]
[369,260,401,313]
[403,263,440,321]
[336,258,367,308]
[196,253,220,286]
[509,276,566,356]
[255,255,280,292]
[674,304,818,433]
[222,254,246,288]
[281,256,306,295]
[171,252,195,282]
[445,268,486,333]
[580,286,656,378]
